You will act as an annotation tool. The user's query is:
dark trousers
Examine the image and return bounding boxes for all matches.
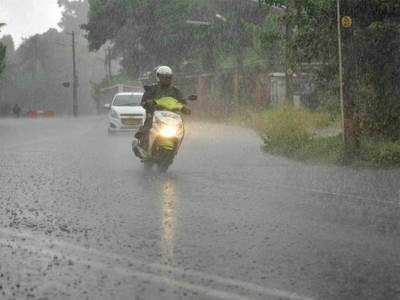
[136,113,153,148]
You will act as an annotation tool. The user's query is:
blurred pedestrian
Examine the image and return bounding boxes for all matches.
[12,104,21,118]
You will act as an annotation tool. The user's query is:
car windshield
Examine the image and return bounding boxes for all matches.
[113,94,142,106]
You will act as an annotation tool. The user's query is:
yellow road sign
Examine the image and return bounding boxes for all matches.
[342,16,352,28]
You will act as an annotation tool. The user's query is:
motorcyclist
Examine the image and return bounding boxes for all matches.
[135,66,187,151]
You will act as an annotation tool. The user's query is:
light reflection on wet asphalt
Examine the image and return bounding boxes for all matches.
[160,178,178,267]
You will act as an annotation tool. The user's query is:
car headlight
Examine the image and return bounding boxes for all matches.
[110,109,119,119]
[160,126,178,138]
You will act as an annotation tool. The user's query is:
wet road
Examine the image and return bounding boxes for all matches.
[0,116,400,299]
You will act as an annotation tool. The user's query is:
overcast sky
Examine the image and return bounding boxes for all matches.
[0,0,62,47]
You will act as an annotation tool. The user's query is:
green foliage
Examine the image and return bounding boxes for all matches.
[58,0,90,31]
[262,105,331,154]
[0,43,5,76]
[301,135,344,164]
[84,0,199,75]
[360,140,400,168]
[252,14,284,67]
[260,105,400,167]
[259,0,287,6]
[83,0,263,76]
[0,23,6,76]
[259,0,400,139]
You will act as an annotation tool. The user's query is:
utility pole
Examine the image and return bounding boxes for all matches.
[337,0,345,144]
[33,36,39,75]
[105,46,112,82]
[32,36,39,111]
[67,31,79,117]
[107,47,112,81]
[337,0,358,157]
[72,31,78,117]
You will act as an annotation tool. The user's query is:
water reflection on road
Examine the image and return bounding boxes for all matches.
[160,177,179,267]
[141,172,181,268]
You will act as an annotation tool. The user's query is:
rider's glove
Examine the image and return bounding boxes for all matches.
[143,100,155,112]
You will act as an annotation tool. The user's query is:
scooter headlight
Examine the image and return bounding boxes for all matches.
[160,126,178,138]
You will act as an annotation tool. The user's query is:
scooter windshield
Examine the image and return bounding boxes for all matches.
[155,97,184,112]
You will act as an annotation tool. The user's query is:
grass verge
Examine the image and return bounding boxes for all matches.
[235,105,400,168]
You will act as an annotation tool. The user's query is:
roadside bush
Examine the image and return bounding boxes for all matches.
[361,140,400,167]
[257,105,400,168]
[301,135,344,164]
[262,105,330,155]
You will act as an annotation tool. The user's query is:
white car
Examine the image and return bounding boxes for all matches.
[105,92,145,134]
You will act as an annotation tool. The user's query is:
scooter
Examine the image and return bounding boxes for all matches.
[133,96,193,172]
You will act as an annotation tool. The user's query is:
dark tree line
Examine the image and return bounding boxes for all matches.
[0,23,6,77]
[83,0,265,77]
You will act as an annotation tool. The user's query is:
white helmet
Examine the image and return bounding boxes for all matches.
[156,66,173,77]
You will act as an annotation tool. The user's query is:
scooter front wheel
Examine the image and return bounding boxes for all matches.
[156,156,174,173]
[157,162,170,173]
